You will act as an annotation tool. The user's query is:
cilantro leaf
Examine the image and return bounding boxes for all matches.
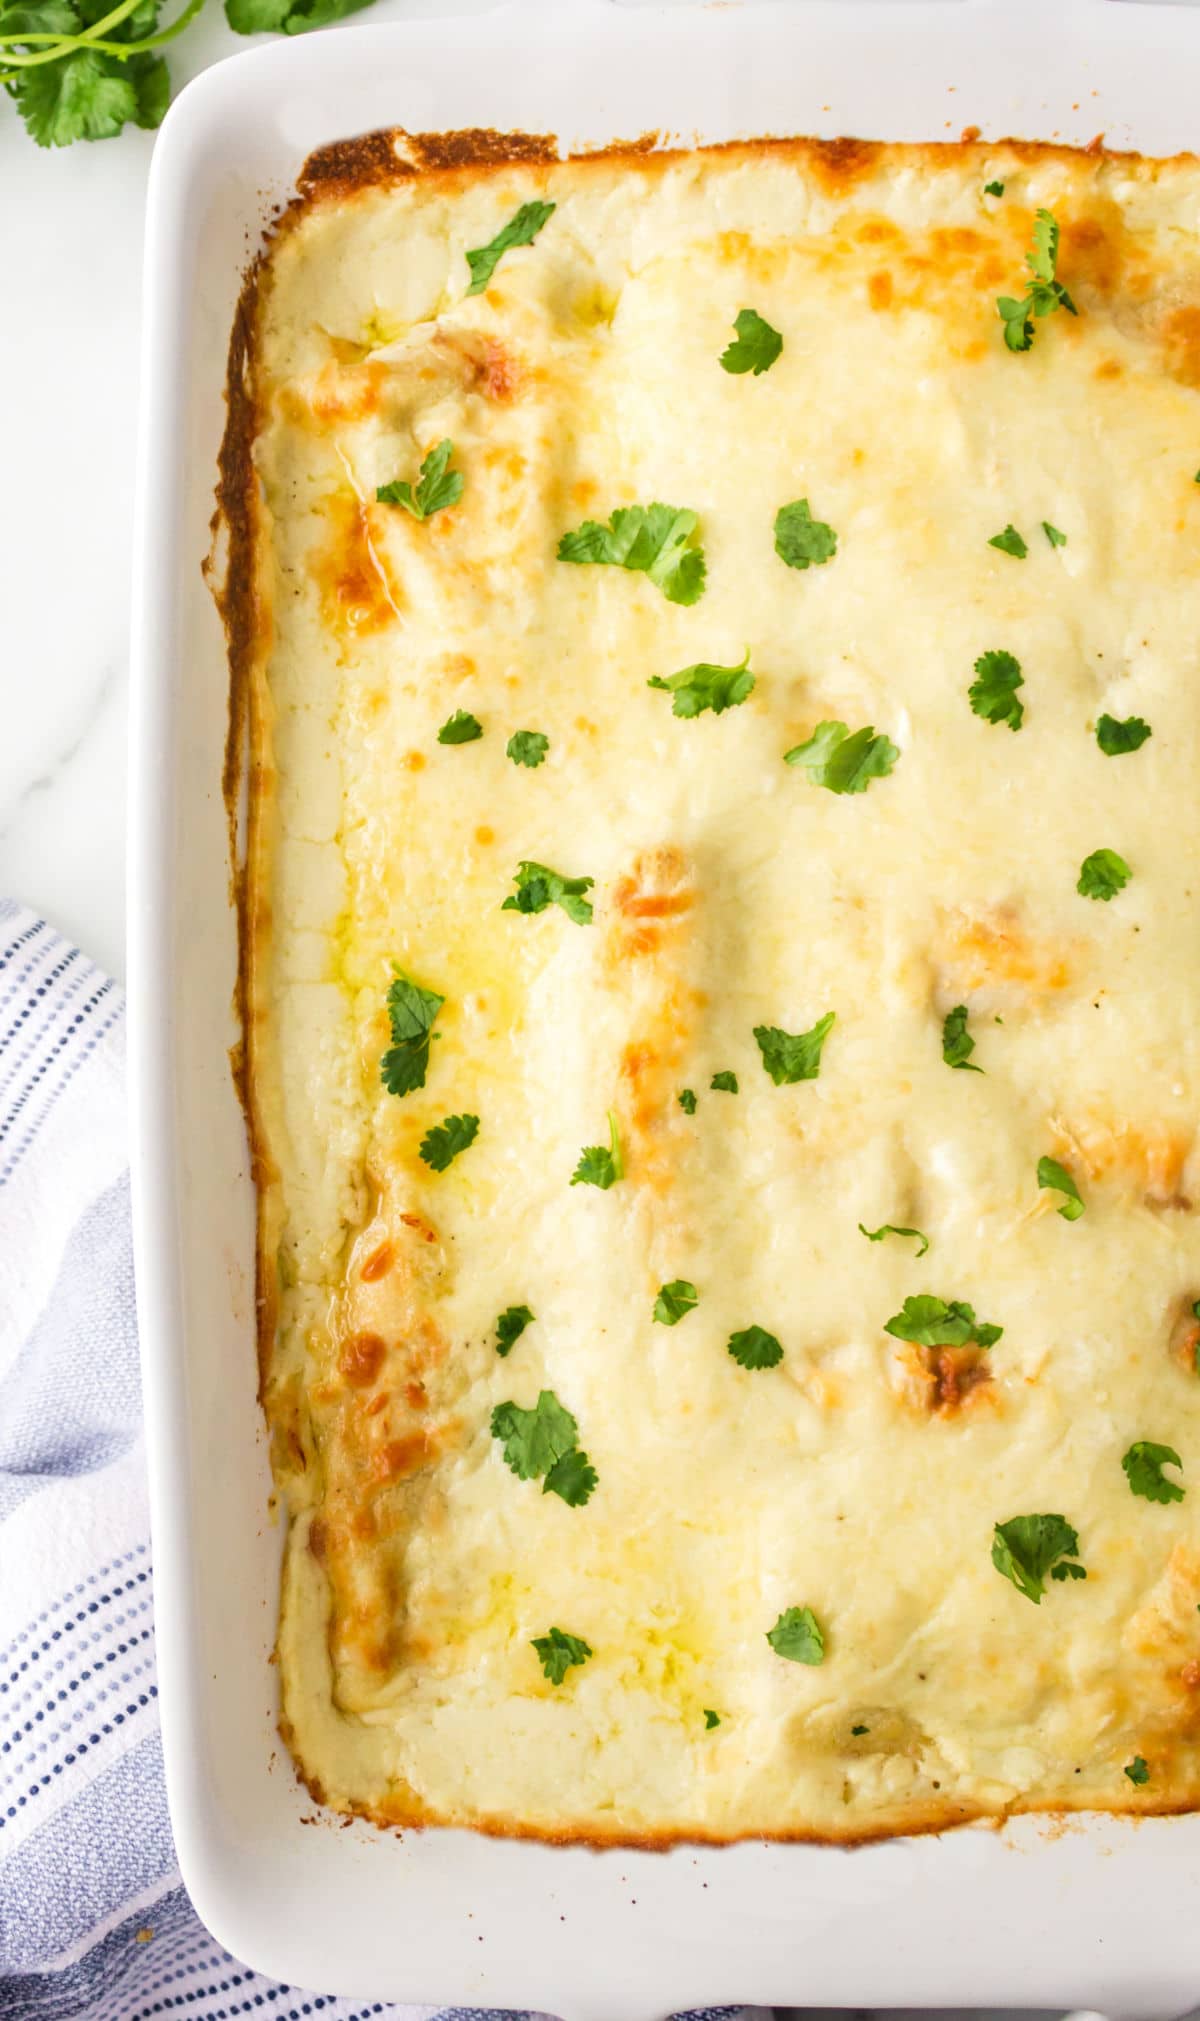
[226,0,375,28]
[969,650,1025,730]
[543,1447,599,1506]
[753,1012,836,1086]
[1043,521,1067,548]
[507,730,549,768]
[502,859,594,924]
[1125,1755,1150,1786]
[884,1295,1002,1349]
[988,523,1028,559]
[495,1304,534,1358]
[1096,713,1151,756]
[647,649,754,718]
[774,498,838,571]
[992,1514,1086,1602]
[1122,1440,1185,1505]
[678,1088,698,1115]
[531,1626,592,1684]
[728,1324,784,1370]
[783,720,898,793]
[710,1070,738,1093]
[654,1279,698,1326]
[1037,1155,1085,1221]
[571,1112,623,1190]
[997,208,1077,351]
[437,709,482,745]
[491,1389,596,1504]
[942,1002,983,1073]
[465,199,556,296]
[703,1708,721,1729]
[859,1221,930,1258]
[557,503,707,606]
[10,38,170,145]
[418,1112,479,1172]
[380,972,444,1097]
[1077,848,1131,901]
[719,307,784,376]
[376,438,463,520]
[767,1605,825,1665]
[984,180,1005,197]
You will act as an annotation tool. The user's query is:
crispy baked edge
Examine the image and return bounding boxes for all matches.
[217,125,1200,1847]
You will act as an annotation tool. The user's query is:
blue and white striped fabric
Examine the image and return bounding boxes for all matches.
[0,899,761,2021]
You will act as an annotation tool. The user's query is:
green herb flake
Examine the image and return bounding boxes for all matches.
[858,1222,930,1258]
[678,1088,698,1115]
[992,1513,1086,1603]
[571,1112,623,1191]
[1096,713,1151,756]
[984,180,1005,197]
[767,1606,825,1665]
[502,860,594,925]
[851,1723,870,1735]
[380,972,444,1098]
[531,1626,592,1684]
[1122,1440,1185,1506]
[654,1279,699,1326]
[376,437,463,520]
[648,650,754,718]
[1043,521,1068,548]
[988,523,1028,559]
[418,1112,479,1172]
[1077,848,1131,901]
[719,307,784,376]
[753,1012,836,1086]
[437,709,483,746]
[703,1708,722,1730]
[1037,1155,1085,1221]
[885,1295,1002,1349]
[491,1389,597,1505]
[969,649,1025,730]
[774,498,838,572]
[783,720,899,793]
[506,730,549,768]
[728,1324,784,1371]
[557,502,706,605]
[1125,1755,1150,1786]
[996,207,1077,352]
[710,1070,738,1093]
[465,199,556,296]
[942,1003,983,1074]
[495,1304,534,1358]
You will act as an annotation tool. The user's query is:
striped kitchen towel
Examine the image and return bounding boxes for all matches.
[0,898,761,2021]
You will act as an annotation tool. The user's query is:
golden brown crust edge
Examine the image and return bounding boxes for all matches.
[218,122,1200,1847]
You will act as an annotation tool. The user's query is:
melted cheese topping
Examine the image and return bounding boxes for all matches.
[243,137,1200,1842]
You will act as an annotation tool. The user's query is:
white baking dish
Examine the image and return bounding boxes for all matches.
[127,0,1200,2011]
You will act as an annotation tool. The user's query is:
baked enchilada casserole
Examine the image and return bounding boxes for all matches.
[228,131,1200,1843]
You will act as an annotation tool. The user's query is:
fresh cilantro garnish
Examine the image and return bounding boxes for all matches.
[984,180,1005,197]
[774,498,838,571]
[1122,1440,1185,1505]
[465,199,556,296]
[376,438,463,520]
[703,1708,721,1730]
[380,972,443,1098]
[226,0,376,30]
[1037,1155,1085,1221]
[969,650,1024,730]
[1043,521,1067,548]
[654,1279,698,1326]
[988,523,1028,559]
[728,1324,784,1370]
[647,649,754,718]
[1125,1755,1150,1786]
[783,721,898,792]
[557,503,706,605]
[992,1513,1086,1602]
[885,1296,1002,1349]
[1,0,199,149]
[419,1112,479,1172]
[506,730,549,768]
[942,1003,983,1073]
[571,1112,623,1190]
[678,1088,698,1115]
[531,1626,592,1685]
[851,1723,870,1735]
[502,860,594,924]
[1096,713,1151,756]
[1077,848,1131,901]
[997,207,1077,352]
[719,307,783,376]
[495,1304,534,1358]
[710,1070,738,1093]
[491,1389,597,1505]
[767,1606,825,1665]
[437,709,482,745]
[859,1221,930,1258]
[753,1012,836,1086]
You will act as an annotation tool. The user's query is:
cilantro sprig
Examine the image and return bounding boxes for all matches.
[648,650,754,718]
[437,709,482,745]
[0,0,203,148]
[380,971,444,1098]
[728,1324,783,1370]
[419,1112,479,1172]
[719,307,783,376]
[754,1012,835,1085]
[885,1296,1002,1348]
[774,498,838,571]
[654,1279,698,1326]
[969,650,1024,730]
[783,721,898,792]
[465,199,555,296]
[490,1389,597,1506]
[988,523,1027,559]
[507,730,549,768]
[571,1113,623,1191]
[710,1070,738,1093]
[1078,848,1131,901]
[997,208,1077,352]
[1037,1155,1085,1221]
[942,1003,983,1073]
[558,503,706,605]
[992,1513,1086,1602]
[495,1305,534,1358]
[1096,714,1151,756]
[502,860,594,924]
[767,1606,825,1664]
[1122,1440,1185,1505]
[376,438,463,520]
[1125,1755,1150,1787]
[532,1626,592,1684]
